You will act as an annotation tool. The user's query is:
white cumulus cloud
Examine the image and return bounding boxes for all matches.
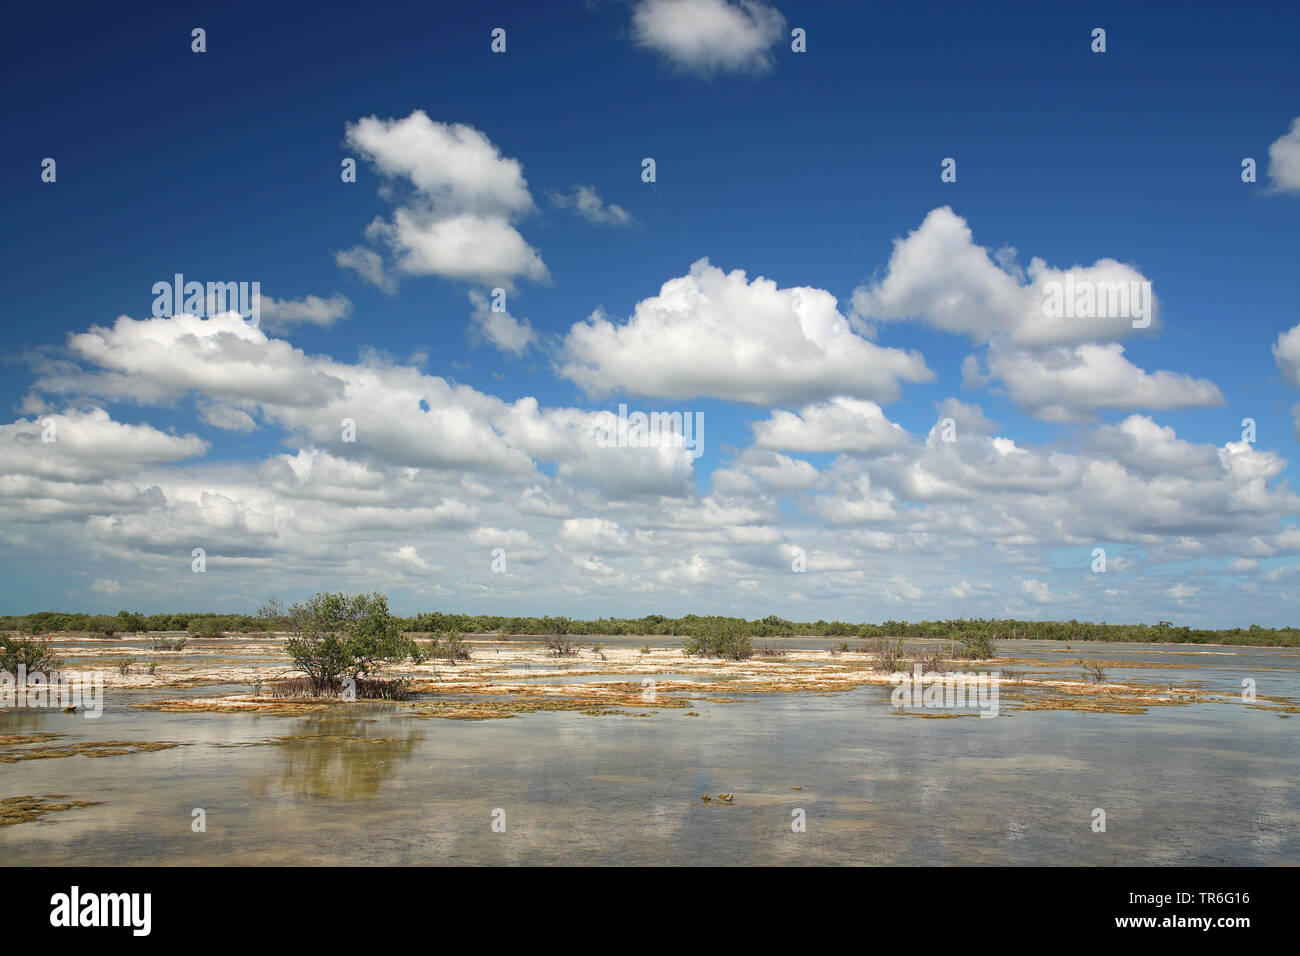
[631,0,786,76]
[559,258,932,404]
[338,111,546,289]
[1267,115,1300,194]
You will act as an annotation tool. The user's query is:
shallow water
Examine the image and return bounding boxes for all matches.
[2,639,1296,865]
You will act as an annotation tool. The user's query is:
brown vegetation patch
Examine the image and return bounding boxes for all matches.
[0,794,101,827]
[132,696,352,716]
[0,740,182,763]
[0,733,63,746]
[412,691,680,720]
[89,638,1294,723]
[214,733,410,748]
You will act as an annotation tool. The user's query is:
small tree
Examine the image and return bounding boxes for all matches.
[957,631,997,660]
[268,592,414,694]
[683,620,752,660]
[0,633,60,674]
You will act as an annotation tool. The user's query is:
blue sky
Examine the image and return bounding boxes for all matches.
[2,0,1299,625]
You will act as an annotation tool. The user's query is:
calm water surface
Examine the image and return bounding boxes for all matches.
[2,639,1296,865]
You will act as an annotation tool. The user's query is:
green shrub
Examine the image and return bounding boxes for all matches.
[0,633,60,674]
[957,631,997,660]
[187,617,225,638]
[269,592,416,694]
[683,621,752,660]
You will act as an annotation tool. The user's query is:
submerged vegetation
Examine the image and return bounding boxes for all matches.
[3,608,1299,647]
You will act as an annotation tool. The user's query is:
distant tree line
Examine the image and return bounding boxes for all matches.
[1,608,1297,646]
[0,610,271,637]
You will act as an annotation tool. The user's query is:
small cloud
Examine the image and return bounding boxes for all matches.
[550,186,634,226]
[198,401,257,433]
[336,246,398,293]
[1267,115,1300,194]
[90,579,122,595]
[468,290,538,356]
[259,294,353,329]
[339,111,547,289]
[392,545,431,572]
[1019,578,1059,604]
[631,0,786,76]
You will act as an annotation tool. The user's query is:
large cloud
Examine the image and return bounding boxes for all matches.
[1,408,207,482]
[559,258,932,404]
[53,312,347,407]
[852,206,1159,347]
[4,267,1297,626]
[337,111,546,289]
[751,397,910,454]
[6,360,1300,624]
[853,207,1224,421]
[981,343,1224,423]
[32,312,697,496]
